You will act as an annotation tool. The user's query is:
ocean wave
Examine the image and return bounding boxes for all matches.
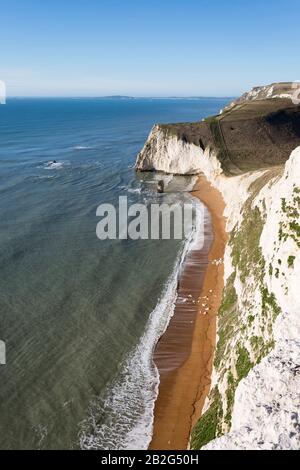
[72,145,95,150]
[118,184,144,195]
[189,197,207,251]
[43,161,69,170]
[127,187,142,194]
[79,258,179,450]
[32,175,55,181]
[79,198,204,450]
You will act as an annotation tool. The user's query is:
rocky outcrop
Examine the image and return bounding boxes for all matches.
[135,125,205,175]
[223,81,300,112]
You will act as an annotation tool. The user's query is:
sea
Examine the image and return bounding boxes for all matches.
[0,97,229,449]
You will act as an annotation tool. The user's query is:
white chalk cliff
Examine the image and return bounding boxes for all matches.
[135,123,300,450]
[136,125,205,175]
[223,81,300,113]
[204,147,300,450]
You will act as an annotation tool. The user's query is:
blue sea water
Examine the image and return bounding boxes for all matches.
[0,97,229,449]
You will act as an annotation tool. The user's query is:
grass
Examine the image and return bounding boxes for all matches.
[278,187,300,248]
[236,346,253,381]
[191,168,284,448]
[190,388,222,449]
[269,264,273,276]
[219,272,237,317]
[250,336,264,352]
[281,198,287,213]
[210,200,267,432]
[224,372,237,427]
[289,221,300,239]
[230,206,265,283]
[214,273,238,369]
[209,118,228,167]
[261,287,281,320]
[288,255,296,268]
[157,98,299,178]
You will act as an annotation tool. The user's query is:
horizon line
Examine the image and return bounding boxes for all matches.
[5,95,236,100]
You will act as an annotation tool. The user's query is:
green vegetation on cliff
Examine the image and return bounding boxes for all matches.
[190,388,222,449]
[191,169,282,450]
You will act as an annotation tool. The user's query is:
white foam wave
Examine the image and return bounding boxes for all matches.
[79,198,205,450]
[127,188,142,194]
[72,145,94,150]
[34,175,55,180]
[44,161,65,170]
[118,185,142,194]
[79,260,180,450]
[188,197,208,251]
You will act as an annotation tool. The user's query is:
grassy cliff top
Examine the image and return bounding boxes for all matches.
[158,98,300,175]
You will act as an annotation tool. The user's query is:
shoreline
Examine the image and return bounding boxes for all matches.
[149,174,227,450]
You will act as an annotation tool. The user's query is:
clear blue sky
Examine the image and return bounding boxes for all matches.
[1,0,299,97]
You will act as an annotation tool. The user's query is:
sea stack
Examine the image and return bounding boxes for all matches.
[157,180,165,193]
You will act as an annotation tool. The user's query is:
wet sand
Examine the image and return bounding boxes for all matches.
[149,174,227,450]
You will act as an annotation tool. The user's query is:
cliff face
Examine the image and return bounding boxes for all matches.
[135,124,205,175]
[200,148,300,450]
[189,147,300,450]
[135,88,300,450]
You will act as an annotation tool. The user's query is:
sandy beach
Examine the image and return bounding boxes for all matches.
[149,174,227,450]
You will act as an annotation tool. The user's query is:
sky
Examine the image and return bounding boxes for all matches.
[0,0,300,97]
